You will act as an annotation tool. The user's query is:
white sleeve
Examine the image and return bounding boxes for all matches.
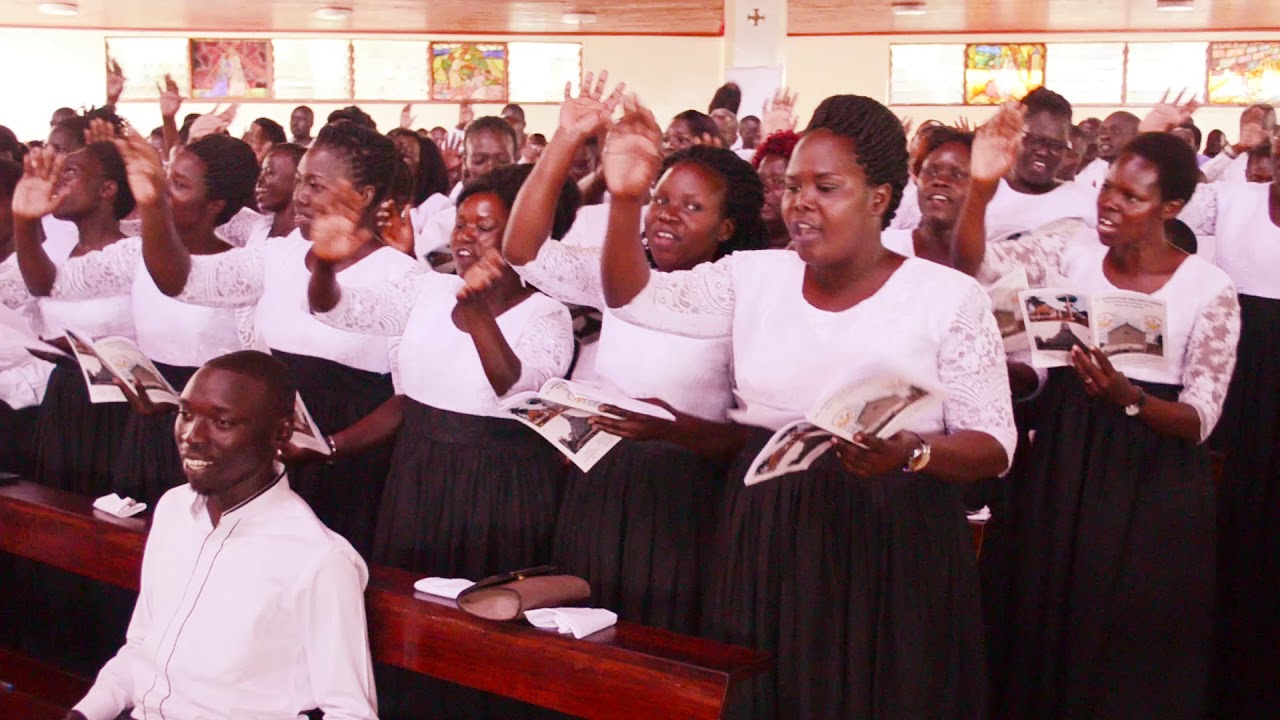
[976,218,1082,288]
[1177,183,1218,237]
[47,237,142,299]
[937,283,1018,472]
[610,256,735,340]
[1200,152,1236,182]
[215,208,268,248]
[506,300,575,398]
[297,547,378,720]
[0,261,32,309]
[176,241,267,308]
[312,265,429,336]
[512,241,604,309]
[1179,283,1242,443]
[414,205,455,262]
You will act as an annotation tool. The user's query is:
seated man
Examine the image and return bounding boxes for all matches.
[66,350,377,720]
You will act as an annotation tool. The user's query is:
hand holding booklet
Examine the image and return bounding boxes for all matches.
[0,304,69,363]
[65,329,180,405]
[1018,288,1168,372]
[500,379,676,472]
[745,372,945,486]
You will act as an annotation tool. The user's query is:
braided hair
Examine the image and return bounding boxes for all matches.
[388,128,449,205]
[661,144,767,257]
[806,95,910,229]
[459,163,581,241]
[312,122,400,211]
[82,141,136,220]
[183,135,260,225]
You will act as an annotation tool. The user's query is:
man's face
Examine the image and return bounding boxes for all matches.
[174,367,288,497]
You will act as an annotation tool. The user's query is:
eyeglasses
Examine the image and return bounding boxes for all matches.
[1023,134,1070,154]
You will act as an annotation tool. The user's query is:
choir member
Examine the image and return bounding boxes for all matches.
[1074,111,1139,189]
[979,131,1240,719]
[751,130,800,249]
[599,93,1015,718]
[291,105,315,147]
[255,142,304,240]
[879,124,974,266]
[504,74,767,633]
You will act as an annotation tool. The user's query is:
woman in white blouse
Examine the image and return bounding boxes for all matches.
[504,75,767,634]
[599,93,1016,719]
[975,131,1241,719]
[128,123,419,558]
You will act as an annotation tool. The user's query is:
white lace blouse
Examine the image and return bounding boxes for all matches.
[312,266,573,417]
[977,227,1242,441]
[612,249,1019,467]
[0,237,135,341]
[1178,182,1280,300]
[513,240,736,422]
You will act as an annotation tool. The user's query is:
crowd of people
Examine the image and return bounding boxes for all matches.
[0,67,1275,720]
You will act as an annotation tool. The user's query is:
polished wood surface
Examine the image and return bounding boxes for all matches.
[0,480,769,720]
[1,0,1278,35]
[0,647,91,712]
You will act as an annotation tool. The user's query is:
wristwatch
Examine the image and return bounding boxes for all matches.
[904,435,932,473]
[1124,387,1146,417]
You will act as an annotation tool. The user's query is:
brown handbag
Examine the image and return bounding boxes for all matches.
[456,565,591,621]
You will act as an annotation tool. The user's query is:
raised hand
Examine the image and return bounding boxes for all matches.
[85,117,117,145]
[12,146,63,221]
[439,134,464,177]
[158,73,183,120]
[956,116,974,133]
[456,248,507,302]
[559,70,627,141]
[1237,121,1270,151]
[1139,88,1201,133]
[113,130,166,206]
[601,94,664,201]
[310,181,373,263]
[970,100,1025,185]
[106,58,126,106]
[901,116,914,139]
[761,87,798,137]
[377,199,414,256]
[400,103,416,130]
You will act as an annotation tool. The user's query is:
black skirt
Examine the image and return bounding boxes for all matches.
[990,370,1214,720]
[0,402,39,475]
[110,362,198,506]
[274,349,395,559]
[32,364,132,495]
[373,399,566,577]
[552,439,722,634]
[1209,293,1280,719]
[703,428,986,720]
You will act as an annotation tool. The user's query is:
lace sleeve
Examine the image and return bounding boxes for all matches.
[976,217,1084,288]
[1177,183,1217,237]
[610,256,735,339]
[177,242,266,308]
[938,283,1018,471]
[1179,284,1241,443]
[312,266,429,336]
[507,302,574,398]
[0,262,32,309]
[512,241,604,309]
[48,238,141,300]
[216,208,268,248]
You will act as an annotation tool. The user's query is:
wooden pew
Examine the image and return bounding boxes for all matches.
[0,480,770,719]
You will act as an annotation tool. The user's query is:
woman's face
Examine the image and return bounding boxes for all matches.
[1097,153,1180,247]
[293,146,368,241]
[451,191,508,275]
[781,130,890,268]
[51,148,112,221]
[663,119,697,156]
[757,154,788,227]
[167,150,215,232]
[643,162,731,272]
[392,133,421,176]
[255,151,298,214]
[916,141,971,228]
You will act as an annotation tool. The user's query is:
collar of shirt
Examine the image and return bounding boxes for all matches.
[187,463,288,527]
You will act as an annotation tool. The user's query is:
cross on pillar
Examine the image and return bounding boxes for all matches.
[747,7,765,25]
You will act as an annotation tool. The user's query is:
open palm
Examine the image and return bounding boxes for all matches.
[602,95,663,200]
[311,182,372,262]
[12,147,61,221]
[970,101,1024,184]
[114,131,166,206]
[559,70,626,140]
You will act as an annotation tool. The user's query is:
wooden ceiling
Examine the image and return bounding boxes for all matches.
[0,0,1278,35]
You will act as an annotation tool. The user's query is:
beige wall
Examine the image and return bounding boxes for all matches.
[0,28,723,142]
[5,26,1280,143]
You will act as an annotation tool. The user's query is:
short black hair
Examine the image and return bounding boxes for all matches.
[52,116,89,151]
[326,106,377,130]
[500,103,526,121]
[82,106,125,134]
[464,116,519,157]
[1164,218,1197,254]
[0,125,23,161]
[266,142,306,167]
[911,126,975,177]
[1121,132,1199,204]
[740,115,760,124]
[458,163,580,241]
[253,118,287,145]
[83,141,136,220]
[708,82,742,115]
[0,159,22,198]
[149,126,164,139]
[1021,86,1073,122]
[313,122,405,211]
[672,110,719,139]
[183,135,260,225]
[661,145,767,258]
[1176,120,1202,150]
[806,94,911,229]
[202,350,297,422]
[293,105,314,119]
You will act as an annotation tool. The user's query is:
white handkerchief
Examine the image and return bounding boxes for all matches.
[967,505,992,523]
[93,493,147,518]
[413,577,475,600]
[525,607,618,639]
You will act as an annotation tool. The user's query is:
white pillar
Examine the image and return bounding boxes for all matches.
[722,0,787,118]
